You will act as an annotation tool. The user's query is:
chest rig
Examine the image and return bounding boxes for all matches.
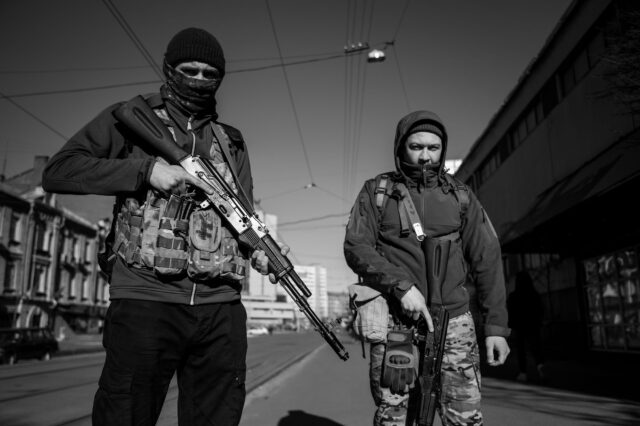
[111,100,247,283]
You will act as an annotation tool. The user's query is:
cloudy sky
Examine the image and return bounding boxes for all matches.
[0,0,572,291]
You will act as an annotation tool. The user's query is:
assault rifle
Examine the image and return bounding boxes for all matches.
[414,306,449,425]
[114,95,349,361]
[412,235,453,425]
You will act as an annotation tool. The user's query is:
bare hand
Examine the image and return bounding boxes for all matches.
[149,161,213,195]
[250,245,290,283]
[399,286,433,332]
[485,336,510,366]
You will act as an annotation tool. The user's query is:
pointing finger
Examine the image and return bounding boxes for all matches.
[422,308,434,333]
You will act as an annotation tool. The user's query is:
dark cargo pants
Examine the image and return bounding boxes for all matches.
[93,299,247,426]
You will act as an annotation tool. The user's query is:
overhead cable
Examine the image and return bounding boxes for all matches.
[101,0,164,80]
[265,0,315,184]
[0,90,68,141]
[278,212,349,227]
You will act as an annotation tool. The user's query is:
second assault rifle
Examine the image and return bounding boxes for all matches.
[412,235,453,425]
[414,306,449,425]
[114,96,349,361]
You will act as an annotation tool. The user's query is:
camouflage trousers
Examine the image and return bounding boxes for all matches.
[369,311,482,426]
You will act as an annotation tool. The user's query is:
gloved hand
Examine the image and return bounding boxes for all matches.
[381,329,418,394]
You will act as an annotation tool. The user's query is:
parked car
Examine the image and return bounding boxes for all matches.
[0,327,59,365]
[247,326,270,337]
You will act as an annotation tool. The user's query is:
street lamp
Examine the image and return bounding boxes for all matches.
[367,49,385,63]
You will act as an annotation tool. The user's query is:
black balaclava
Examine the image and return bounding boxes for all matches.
[161,28,226,117]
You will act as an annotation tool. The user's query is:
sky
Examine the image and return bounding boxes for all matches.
[0,0,572,292]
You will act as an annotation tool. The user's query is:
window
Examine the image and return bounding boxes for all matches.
[583,247,640,352]
[35,264,47,295]
[9,213,22,243]
[517,119,528,143]
[0,207,5,238]
[525,107,537,133]
[69,271,77,299]
[587,30,606,66]
[4,262,17,291]
[81,275,90,301]
[541,78,559,116]
[84,240,92,263]
[72,237,80,263]
[561,64,576,96]
[573,48,590,82]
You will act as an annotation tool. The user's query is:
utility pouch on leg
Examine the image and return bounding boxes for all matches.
[381,329,418,394]
[348,283,389,343]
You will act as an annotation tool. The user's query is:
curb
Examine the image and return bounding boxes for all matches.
[245,343,324,403]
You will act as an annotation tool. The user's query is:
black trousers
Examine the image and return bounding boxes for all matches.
[93,299,247,426]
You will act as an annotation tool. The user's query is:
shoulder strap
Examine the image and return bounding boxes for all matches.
[210,122,253,212]
[395,182,426,241]
[373,173,397,230]
[444,174,469,221]
[374,174,389,210]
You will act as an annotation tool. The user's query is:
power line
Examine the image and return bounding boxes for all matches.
[278,212,349,227]
[392,47,411,113]
[0,50,350,75]
[391,0,411,42]
[265,0,315,184]
[0,52,368,100]
[1,80,160,99]
[0,90,68,141]
[101,0,164,80]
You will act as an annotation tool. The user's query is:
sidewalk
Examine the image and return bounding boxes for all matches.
[241,336,640,426]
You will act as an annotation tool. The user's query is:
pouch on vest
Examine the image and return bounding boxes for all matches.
[348,283,389,343]
[186,208,247,282]
[113,199,143,266]
[153,194,190,275]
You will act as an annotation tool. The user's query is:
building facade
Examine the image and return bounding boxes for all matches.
[455,0,640,355]
[1,157,108,335]
[295,264,329,320]
[243,209,298,327]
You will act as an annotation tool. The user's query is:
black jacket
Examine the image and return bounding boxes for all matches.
[43,94,254,305]
[344,111,509,336]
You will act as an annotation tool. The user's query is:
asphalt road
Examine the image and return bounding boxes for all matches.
[0,331,324,426]
[3,332,639,426]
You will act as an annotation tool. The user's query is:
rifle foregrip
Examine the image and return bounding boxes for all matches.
[115,95,188,164]
[259,233,312,298]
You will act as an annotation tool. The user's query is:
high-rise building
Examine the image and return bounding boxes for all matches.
[294,264,329,319]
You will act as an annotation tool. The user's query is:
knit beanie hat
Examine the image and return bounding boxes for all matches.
[164,28,226,76]
[407,122,444,139]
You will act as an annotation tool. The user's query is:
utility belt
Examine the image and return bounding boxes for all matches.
[112,189,247,282]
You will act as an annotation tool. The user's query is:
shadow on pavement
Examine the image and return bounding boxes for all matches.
[482,379,640,425]
[277,410,345,426]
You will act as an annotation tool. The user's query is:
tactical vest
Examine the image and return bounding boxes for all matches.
[110,102,247,283]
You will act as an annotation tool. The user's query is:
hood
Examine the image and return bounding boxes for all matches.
[393,110,448,182]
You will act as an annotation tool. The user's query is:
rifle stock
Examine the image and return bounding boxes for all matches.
[114,96,349,361]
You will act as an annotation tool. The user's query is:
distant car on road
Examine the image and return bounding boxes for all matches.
[247,326,270,337]
[0,327,59,365]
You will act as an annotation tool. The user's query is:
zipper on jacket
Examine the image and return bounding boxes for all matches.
[189,282,197,305]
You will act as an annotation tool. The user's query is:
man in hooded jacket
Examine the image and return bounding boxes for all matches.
[43,28,273,426]
[344,110,510,425]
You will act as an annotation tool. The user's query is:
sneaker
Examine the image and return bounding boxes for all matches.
[515,372,527,382]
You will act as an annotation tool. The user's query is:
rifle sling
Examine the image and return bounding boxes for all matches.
[210,122,254,213]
